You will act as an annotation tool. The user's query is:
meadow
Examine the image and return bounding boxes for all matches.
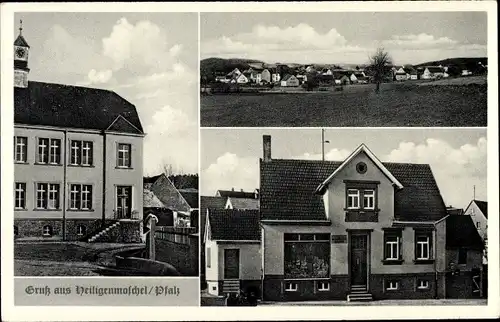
[200,78,487,127]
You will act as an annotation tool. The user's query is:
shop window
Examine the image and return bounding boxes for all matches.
[284,233,330,278]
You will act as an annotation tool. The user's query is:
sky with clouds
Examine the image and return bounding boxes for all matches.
[201,129,487,210]
[15,12,198,175]
[201,12,488,65]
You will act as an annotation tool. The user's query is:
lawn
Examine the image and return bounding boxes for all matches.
[200,81,487,127]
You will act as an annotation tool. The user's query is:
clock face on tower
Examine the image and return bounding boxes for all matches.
[15,47,27,59]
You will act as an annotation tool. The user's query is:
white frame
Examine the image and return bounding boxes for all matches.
[81,141,92,166]
[416,235,430,260]
[284,282,298,292]
[14,136,27,162]
[36,183,47,209]
[385,235,400,260]
[317,281,330,291]
[363,189,375,209]
[347,189,360,209]
[76,224,86,236]
[417,279,430,290]
[42,225,52,237]
[47,183,60,209]
[37,138,49,164]
[14,182,26,209]
[81,185,92,210]
[49,139,61,164]
[70,140,81,165]
[117,143,131,168]
[386,281,399,291]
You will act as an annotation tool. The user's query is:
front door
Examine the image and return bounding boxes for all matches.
[350,234,368,289]
[116,186,132,219]
[224,249,240,279]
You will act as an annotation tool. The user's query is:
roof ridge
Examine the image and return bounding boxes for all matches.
[264,157,430,167]
[29,80,115,93]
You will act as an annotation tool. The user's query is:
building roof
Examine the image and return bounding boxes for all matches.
[200,196,227,241]
[208,209,260,241]
[178,189,199,209]
[473,200,488,218]
[15,81,143,133]
[281,74,296,81]
[14,34,30,48]
[446,215,484,250]
[143,189,165,208]
[260,159,447,222]
[217,189,257,199]
[144,174,163,184]
[426,66,445,73]
[228,197,260,210]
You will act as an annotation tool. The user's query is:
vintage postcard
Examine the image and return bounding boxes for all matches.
[1,1,499,321]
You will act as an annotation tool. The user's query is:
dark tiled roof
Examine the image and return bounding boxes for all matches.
[229,197,260,210]
[200,196,227,241]
[260,159,447,222]
[15,35,30,47]
[15,81,143,133]
[474,200,488,218]
[426,66,444,73]
[281,74,295,81]
[446,215,484,250]
[208,209,260,241]
[179,189,199,209]
[144,174,163,184]
[217,190,256,199]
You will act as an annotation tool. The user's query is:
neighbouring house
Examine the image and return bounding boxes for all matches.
[394,67,408,81]
[446,206,464,216]
[272,73,281,83]
[463,200,488,244]
[243,68,262,84]
[356,75,369,84]
[143,174,197,228]
[295,74,307,84]
[143,189,174,227]
[230,73,249,84]
[445,215,485,298]
[335,73,351,85]
[317,74,335,86]
[205,209,261,296]
[321,68,333,76]
[13,27,144,243]
[215,76,229,83]
[305,65,316,73]
[261,69,271,83]
[280,74,300,87]
[216,188,258,199]
[407,69,418,80]
[226,68,242,78]
[462,69,473,76]
[206,135,484,302]
[225,197,260,210]
[421,66,446,80]
[349,73,359,83]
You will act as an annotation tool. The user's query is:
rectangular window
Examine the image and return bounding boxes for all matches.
[206,247,211,268]
[36,183,59,209]
[415,231,433,261]
[69,184,92,210]
[317,281,330,291]
[14,136,27,162]
[70,140,93,166]
[116,186,132,218]
[417,279,430,290]
[37,138,60,164]
[284,233,330,278]
[384,230,402,261]
[458,248,467,265]
[347,189,360,209]
[363,190,375,209]
[284,282,298,292]
[15,182,26,209]
[386,280,399,291]
[117,143,131,168]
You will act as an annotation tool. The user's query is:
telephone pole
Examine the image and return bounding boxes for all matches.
[321,129,330,161]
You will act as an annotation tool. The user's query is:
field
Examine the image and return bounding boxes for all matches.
[200,78,487,127]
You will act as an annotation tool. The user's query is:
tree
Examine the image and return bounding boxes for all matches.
[368,47,392,93]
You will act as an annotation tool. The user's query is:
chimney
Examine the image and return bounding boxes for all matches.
[263,135,271,162]
[231,187,235,192]
[240,189,244,192]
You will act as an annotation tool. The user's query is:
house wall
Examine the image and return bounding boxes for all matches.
[463,203,488,240]
[205,239,219,296]
[218,242,261,280]
[105,133,144,220]
[261,70,271,83]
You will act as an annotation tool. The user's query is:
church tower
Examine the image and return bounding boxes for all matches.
[14,20,30,88]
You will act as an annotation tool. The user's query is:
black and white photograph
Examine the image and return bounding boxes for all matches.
[12,12,200,277]
[200,128,488,306]
[200,12,488,127]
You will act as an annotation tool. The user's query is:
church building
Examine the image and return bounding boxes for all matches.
[13,22,145,242]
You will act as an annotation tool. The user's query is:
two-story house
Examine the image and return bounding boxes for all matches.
[205,135,458,302]
[13,27,144,242]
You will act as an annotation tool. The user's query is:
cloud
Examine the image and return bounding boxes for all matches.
[87,69,113,84]
[169,44,183,57]
[383,33,458,49]
[202,138,487,209]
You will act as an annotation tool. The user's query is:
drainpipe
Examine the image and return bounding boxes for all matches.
[62,130,68,240]
[102,130,106,227]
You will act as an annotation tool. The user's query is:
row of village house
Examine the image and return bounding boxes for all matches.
[201,136,488,302]
[212,63,478,87]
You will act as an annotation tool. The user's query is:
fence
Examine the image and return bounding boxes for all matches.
[154,226,199,276]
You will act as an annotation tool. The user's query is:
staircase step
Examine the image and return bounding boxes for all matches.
[347,293,373,302]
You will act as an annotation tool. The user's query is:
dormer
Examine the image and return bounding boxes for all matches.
[14,20,30,88]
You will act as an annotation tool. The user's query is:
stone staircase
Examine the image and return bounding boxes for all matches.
[88,221,121,243]
[222,280,240,294]
[347,285,373,302]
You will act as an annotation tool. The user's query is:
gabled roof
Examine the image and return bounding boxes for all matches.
[143,189,165,208]
[446,215,484,250]
[15,81,143,133]
[216,189,257,199]
[227,197,260,210]
[178,189,199,209]
[144,174,163,185]
[316,144,403,193]
[425,66,444,73]
[260,158,447,221]
[473,200,488,218]
[200,196,227,241]
[281,74,296,81]
[208,209,260,241]
[14,34,30,48]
